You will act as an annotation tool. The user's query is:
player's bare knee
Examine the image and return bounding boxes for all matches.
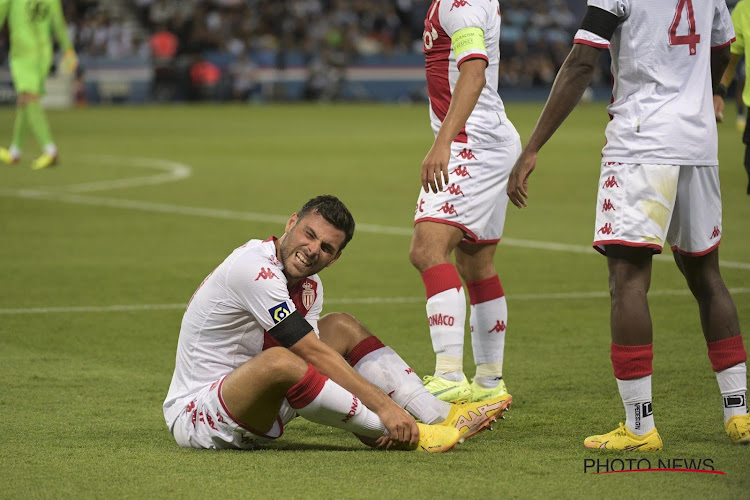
[319,312,370,345]
[258,347,308,382]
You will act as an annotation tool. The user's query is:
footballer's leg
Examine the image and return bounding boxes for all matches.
[319,312,509,440]
[223,345,461,452]
[409,222,472,403]
[456,242,511,403]
[222,347,385,439]
[584,245,663,451]
[319,312,452,424]
[673,249,749,444]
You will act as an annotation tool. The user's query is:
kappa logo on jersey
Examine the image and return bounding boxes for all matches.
[443,183,465,197]
[602,176,620,189]
[255,267,278,281]
[457,148,477,160]
[602,199,616,212]
[597,223,614,235]
[450,165,472,178]
[488,320,506,333]
[450,0,471,10]
[268,254,281,266]
[302,281,316,310]
[268,302,291,324]
[710,226,721,239]
[437,202,458,215]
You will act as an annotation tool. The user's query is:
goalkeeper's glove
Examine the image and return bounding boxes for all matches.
[61,48,78,74]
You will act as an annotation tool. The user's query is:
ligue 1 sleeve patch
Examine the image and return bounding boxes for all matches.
[451,27,485,57]
[268,302,291,324]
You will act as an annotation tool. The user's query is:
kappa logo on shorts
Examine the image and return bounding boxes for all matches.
[416,199,425,214]
[268,302,291,324]
[602,176,620,189]
[450,165,472,178]
[443,183,465,196]
[597,223,614,235]
[450,0,472,10]
[602,199,616,212]
[457,149,477,160]
[437,202,458,215]
[710,226,721,239]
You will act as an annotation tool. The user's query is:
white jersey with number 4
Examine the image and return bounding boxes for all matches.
[423,0,518,147]
[163,238,323,428]
[574,0,735,165]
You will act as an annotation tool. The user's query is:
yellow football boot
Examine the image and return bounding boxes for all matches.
[440,394,512,441]
[413,422,461,452]
[0,147,19,165]
[584,423,663,452]
[725,414,750,444]
[470,378,510,403]
[422,374,472,403]
[31,152,57,170]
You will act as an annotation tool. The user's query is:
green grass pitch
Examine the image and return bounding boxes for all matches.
[0,102,748,498]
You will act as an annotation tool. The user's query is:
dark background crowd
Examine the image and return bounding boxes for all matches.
[0,0,624,102]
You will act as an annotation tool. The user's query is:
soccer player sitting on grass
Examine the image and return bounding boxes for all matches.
[163,196,511,452]
[0,0,77,170]
[507,1,749,450]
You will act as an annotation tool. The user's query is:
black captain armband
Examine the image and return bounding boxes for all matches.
[579,6,621,41]
[714,83,728,98]
[268,310,314,347]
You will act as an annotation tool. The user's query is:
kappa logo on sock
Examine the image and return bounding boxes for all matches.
[724,395,747,408]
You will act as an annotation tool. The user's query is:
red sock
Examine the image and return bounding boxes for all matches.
[707,335,747,372]
[611,343,653,380]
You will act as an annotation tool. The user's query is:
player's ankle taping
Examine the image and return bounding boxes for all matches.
[475,362,503,379]
[435,355,463,375]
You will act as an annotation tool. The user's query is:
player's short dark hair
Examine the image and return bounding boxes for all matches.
[297,195,355,251]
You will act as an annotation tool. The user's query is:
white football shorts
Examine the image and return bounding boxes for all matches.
[170,375,298,450]
[593,162,722,256]
[414,139,521,244]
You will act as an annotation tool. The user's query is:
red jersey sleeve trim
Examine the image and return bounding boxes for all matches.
[574,38,609,49]
[711,38,735,50]
[457,53,488,69]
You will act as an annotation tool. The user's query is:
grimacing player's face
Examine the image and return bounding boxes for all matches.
[278,212,345,282]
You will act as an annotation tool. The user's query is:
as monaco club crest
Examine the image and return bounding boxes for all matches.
[302,281,315,310]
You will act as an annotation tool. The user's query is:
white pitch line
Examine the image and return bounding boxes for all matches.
[1,288,748,315]
[59,156,193,193]
[0,153,748,271]
[0,187,748,270]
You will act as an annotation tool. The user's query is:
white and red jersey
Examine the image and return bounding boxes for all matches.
[423,0,519,146]
[574,0,735,165]
[163,238,323,427]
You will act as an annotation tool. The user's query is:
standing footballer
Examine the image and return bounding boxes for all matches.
[0,0,77,170]
[508,0,749,450]
[411,0,520,407]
